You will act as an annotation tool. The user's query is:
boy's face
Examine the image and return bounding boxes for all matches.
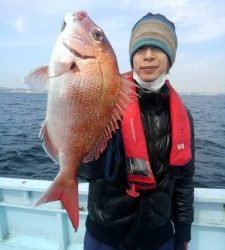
[133,46,169,82]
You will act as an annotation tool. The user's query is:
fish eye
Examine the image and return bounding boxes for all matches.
[92,29,104,43]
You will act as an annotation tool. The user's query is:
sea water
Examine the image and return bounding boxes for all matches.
[0,90,225,188]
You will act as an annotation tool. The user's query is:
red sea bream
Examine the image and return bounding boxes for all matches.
[23,11,132,231]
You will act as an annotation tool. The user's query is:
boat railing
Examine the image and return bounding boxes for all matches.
[0,177,225,250]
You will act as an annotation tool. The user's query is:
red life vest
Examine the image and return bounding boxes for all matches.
[122,72,192,197]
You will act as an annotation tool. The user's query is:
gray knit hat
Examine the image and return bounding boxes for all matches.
[129,13,178,67]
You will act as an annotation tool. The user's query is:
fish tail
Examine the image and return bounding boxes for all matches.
[34,175,79,231]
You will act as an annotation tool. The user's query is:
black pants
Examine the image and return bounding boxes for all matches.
[84,230,175,250]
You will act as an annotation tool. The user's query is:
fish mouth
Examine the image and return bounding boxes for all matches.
[63,40,95,60]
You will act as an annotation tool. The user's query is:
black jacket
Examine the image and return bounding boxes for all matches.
[79,84,195,250]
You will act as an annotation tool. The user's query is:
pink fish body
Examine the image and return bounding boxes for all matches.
[23,11,131,231]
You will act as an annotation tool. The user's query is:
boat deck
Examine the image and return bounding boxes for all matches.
[0,177,225,250]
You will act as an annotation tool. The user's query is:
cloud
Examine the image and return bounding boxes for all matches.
[15,16,27,34]
[4,0,225,43]
[118,0,225,43]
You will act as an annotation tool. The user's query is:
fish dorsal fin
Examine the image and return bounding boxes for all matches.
[39,120,59,164]
[83,72,135,163]
[23,65,49,90]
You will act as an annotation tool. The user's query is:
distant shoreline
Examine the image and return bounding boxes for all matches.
[1,87,224,95]
[0,87,47,94]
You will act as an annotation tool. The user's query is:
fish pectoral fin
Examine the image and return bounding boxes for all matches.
[39,120,59,164]
[34,175,79,231]
[48,61,78,78]
[23,65,49,90]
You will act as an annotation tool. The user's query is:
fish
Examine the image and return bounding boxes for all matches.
[23,11,132,231]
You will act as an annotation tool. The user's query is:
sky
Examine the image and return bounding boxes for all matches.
[1,0,225,93]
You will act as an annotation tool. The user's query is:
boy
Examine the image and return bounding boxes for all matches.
[79,12,195,250]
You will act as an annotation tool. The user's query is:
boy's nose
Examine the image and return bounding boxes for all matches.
[144,48,155,59]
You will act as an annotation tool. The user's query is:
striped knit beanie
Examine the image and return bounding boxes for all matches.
[129,13,178,68]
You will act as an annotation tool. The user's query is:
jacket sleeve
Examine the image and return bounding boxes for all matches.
[172,110,195,242]
[78,130,125,182]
